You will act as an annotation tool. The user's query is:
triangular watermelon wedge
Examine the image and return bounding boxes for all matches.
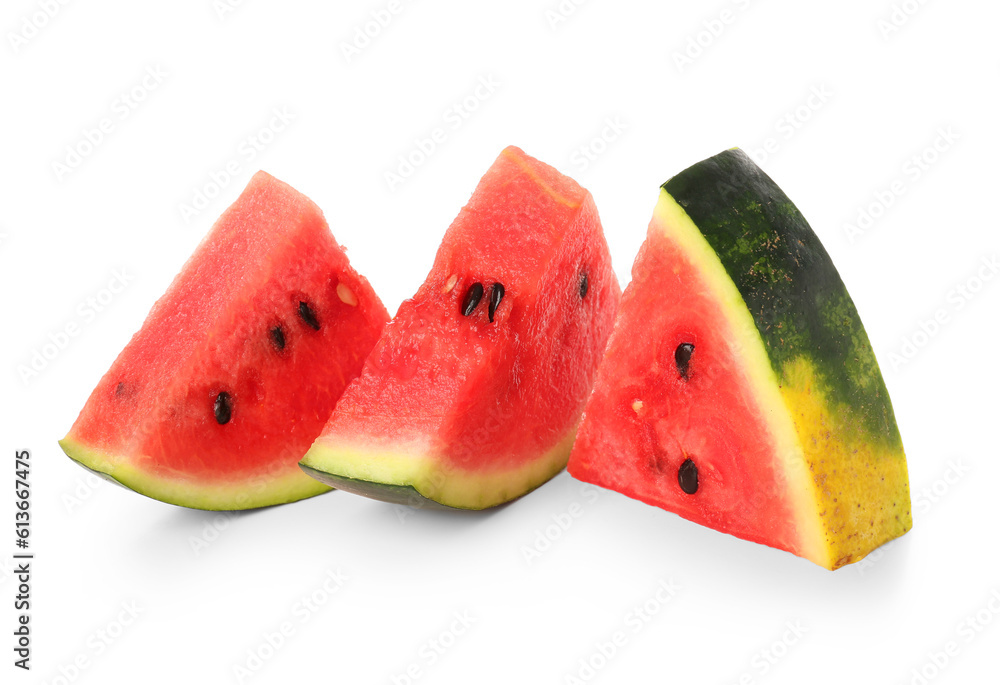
[300,146,621,509]
[59,172,389,510]
[568,149,912,570]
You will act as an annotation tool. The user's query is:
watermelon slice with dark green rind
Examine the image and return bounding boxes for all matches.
[568,149,911,569]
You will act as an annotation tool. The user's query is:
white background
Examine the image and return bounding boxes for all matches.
[2,1,999,683]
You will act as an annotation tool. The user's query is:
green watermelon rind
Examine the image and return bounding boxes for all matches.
[299,465,476,511]
[59,437,331,511]
[662,148,902,447]
[300,428,577,511]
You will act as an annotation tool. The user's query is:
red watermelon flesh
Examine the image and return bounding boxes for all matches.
[300,146,621,509]
[569,223,800,549]
[59,171,389,510]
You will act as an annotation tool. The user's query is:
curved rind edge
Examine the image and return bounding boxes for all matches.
[299,465,470,511]
[300,429,577,510]
[58,437,331,511]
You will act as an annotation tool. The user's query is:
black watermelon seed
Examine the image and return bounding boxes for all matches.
[678,458,699,494]
[675,343,695,380]
[579,272,589,299]
[488,283,505,322]
[462,282,484,316]
[269,325,286,351]
[298,301,320,330]
[115,381,125,396]
[214,391,232,425]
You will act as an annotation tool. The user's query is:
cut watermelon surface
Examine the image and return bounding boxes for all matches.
[300,146,621,509]
[60,172,389,510]
[568,149,911,570]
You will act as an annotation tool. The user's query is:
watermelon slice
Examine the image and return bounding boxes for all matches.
[300,146,621,509]
[59,172,389,510]
[567,149,911,570]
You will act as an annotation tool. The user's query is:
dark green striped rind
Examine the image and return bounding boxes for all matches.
[662,148,901,447]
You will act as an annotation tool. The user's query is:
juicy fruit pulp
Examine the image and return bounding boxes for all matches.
[60,171,389,510]
[301,146,621,509]
[568,149,911,570]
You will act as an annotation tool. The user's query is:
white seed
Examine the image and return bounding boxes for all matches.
[337,283,358,306]
[632,400,644,413]
[443,274,458,293]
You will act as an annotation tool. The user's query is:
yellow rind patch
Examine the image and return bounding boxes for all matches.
[778,357,912,569]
